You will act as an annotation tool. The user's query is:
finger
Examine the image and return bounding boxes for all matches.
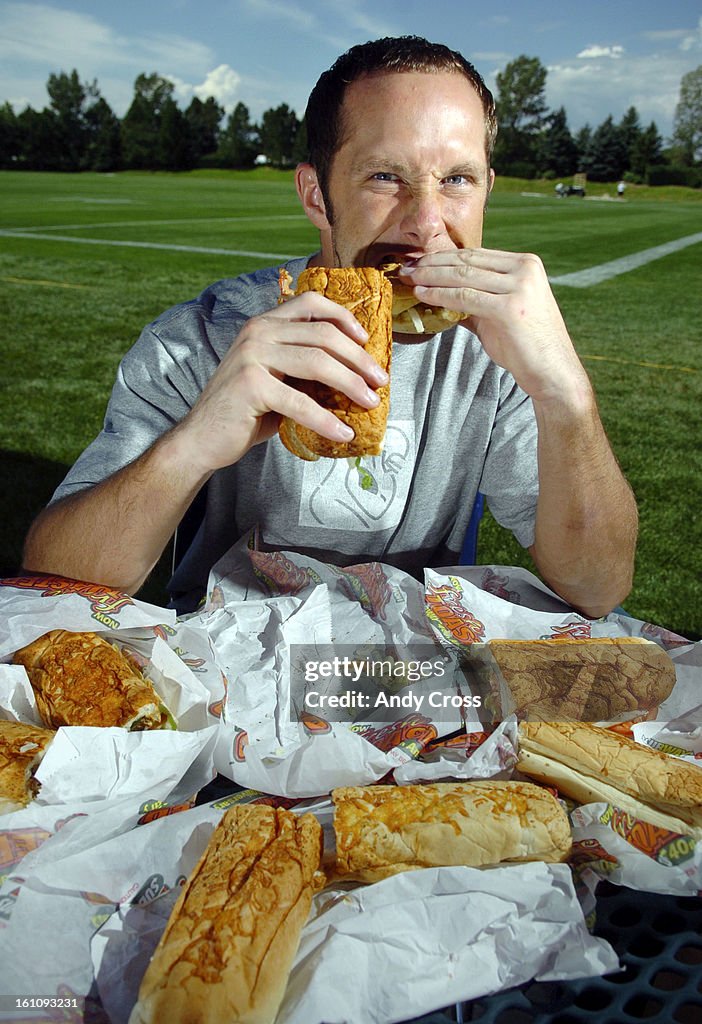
[413,283,496,314]
[264,376,357,444]
[405,264,513,297]
[266,291,370,345]
[259,340,385,410]
[252,315,389,387]
[403,248,521,271]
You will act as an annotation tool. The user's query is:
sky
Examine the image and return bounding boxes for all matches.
[1,0,701,140]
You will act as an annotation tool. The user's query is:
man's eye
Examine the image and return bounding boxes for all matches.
[372,172,399,182]
[442,175,467,186]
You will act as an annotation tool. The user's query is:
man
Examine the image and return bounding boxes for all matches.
[22,36,637,617]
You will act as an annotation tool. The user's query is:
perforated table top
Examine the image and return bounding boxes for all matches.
[408,881,702,1024]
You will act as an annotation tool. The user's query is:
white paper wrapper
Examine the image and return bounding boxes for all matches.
[0,551,699,1023]
[632,719,702,764]
[0,576,175,660]
[75,804,618,1024]
[0,724,218,879]
[192,550,481,797]
[570,802,702,894]
[0,800,225,1013]
[393,716,519,784]
[279,863,619,1024]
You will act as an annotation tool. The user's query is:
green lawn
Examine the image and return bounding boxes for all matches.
[1,170,700,638]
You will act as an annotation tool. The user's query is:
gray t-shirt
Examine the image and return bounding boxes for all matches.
[53,257,539,610]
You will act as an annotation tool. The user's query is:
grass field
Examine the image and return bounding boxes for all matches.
[1,169,700,638]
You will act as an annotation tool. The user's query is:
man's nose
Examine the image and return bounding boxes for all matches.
[399,190,444,246]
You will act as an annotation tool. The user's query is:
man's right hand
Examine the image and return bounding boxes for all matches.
[169,291,390,476]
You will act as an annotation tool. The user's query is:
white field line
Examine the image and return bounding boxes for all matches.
[8,214,307,232]
[550,232,702,287]
[0,229,297,261]
[3,224,701,286]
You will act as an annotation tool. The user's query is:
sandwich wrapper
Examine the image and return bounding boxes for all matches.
[71,802,615,1024]
[0,574,176,657]
[0,549,700,1021]
[423,564,701,723]
[0,622,224,878]
[191,546,484,797]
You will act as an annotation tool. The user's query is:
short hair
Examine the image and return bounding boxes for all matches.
[304,35,497,208]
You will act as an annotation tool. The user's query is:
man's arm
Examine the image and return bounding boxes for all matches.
[399,249,638,617]
[23,291,388,594]
[527,384,637,618]
[22,430,209,594]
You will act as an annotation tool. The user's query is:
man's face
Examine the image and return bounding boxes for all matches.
[318,71,494,268]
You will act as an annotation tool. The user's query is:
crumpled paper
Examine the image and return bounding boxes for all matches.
[0,575,175,659]
[81,802,619,1024]
[192,551,484,796]
[278,862,619,1024]
[0,616,223,879]
[570,801,702,895]
[0,549,700,1023]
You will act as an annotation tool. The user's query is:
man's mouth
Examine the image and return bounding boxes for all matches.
[363,245,424,269]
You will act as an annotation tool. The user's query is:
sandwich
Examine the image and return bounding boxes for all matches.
[13,630,176,731]
[0,719,55,814]
[484,637,676,723]
[517,721,702,839]
[382,262,465,335]
[129,804,325,1024]
[278,266,392,461]
[332,780,572,883]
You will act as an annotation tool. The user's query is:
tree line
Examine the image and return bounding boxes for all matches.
[1,58,700,186]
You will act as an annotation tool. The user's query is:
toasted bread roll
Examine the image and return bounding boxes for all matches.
[332,780,572,883]
[487,637,676,722]
[517,721,702,838]
[278,266,392,460]
[130,805,325,1024]
[0,719,55,814]
[13,630,175,730]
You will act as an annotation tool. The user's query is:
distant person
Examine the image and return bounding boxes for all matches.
[555,182,565,198]
[22,36,638,618]
[617,180,626,198]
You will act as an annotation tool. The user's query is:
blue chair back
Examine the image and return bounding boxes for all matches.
[459,492,484,565]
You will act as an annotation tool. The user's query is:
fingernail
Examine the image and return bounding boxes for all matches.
[370,366,389,385]
[398,259,418,273]
[365,388,381,406]
[337,422,355,440]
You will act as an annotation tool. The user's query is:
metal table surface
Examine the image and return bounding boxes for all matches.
[406,880,702,1024]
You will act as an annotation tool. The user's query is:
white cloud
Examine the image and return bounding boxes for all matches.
[641,29,689,43]
[194,64,242,109]
[680,16,702,52]
[0,2,216,112]
[546,49,687,135]
[240,0,318,33]
[577,44,624,59]
[0,2,213,71]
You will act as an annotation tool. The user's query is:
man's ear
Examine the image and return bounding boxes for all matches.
[295,163,330,230]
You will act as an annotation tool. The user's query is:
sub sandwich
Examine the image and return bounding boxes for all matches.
[382,262,465,335]
[129,804,325,1024]
[13,630,176,730]
[517,720,702,839]
[332,780,572,883]
[278,266,392,460]
[485,637,676,723]
[0,719,55,814]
